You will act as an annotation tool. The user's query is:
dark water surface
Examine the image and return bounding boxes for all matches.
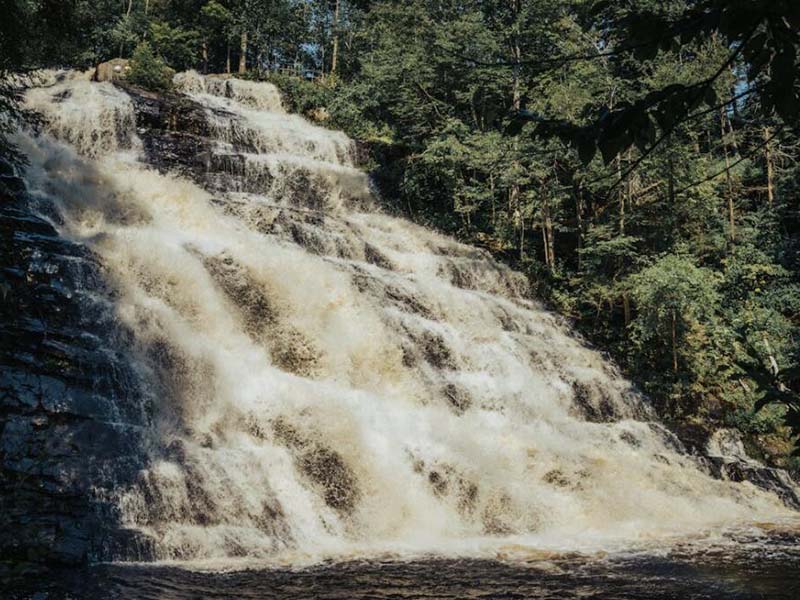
[12,532,800,600]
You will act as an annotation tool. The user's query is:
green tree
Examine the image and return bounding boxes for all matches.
[628,255,722,410]
[128,41,174,92]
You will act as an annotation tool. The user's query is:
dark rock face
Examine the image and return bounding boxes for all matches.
[663,423,800,509]
[122,83,213,181]
[701,429,800,509]
[0,169,151,579]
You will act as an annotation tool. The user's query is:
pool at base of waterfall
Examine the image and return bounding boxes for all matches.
[13,527,800,600]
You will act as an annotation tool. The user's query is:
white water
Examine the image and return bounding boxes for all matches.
[17,71,795,564]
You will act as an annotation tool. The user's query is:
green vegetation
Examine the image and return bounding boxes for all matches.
[128,42,174,92]
[1,0,799,466]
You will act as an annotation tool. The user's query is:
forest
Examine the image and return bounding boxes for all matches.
[1,0,799,469]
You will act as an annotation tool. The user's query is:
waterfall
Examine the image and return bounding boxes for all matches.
[15,70,793,564]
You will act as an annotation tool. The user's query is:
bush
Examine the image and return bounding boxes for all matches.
[127,42,174,92]
[256,72,333,118]
[149,21,200,71]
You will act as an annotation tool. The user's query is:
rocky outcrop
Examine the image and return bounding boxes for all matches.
[671,423,800,509]
[94,58,130,83]
[702,429,800,509]
[0,82,259,581]
[0,164,152,580]
[121,83,213,180]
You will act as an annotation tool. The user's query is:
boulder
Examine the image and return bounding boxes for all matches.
[94,58,130,83]
[703,428,800,509]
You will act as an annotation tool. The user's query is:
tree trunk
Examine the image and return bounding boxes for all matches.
[617,154,625,234]
[671,311,678,374]
[764,126,775,206]
[622,293,631,328]
[541,191,555,271]
[763,334,780,377]
[623,148,634,232]
[667,134,675,206]
[490,173,496,227]
[331,0,341,76]
[510,0,522,108]
[239,31,248,74]
[574,183,583,271]
[202,41,209,74]
[541,223,549,268]
[720,108,736,242]
[509,0,522,261]
[545,206,555,270]
[226,43,231,73]
[119,0,134,57]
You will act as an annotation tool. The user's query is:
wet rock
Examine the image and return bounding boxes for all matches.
[665,423,800,509]
[121,83,212,180]
[481,493,514,535]
[204,253,278,331]
[443,382,472,414]
[570,380,617,423]
[203,254,321,376]
[1,172,148,576]
[619,430,641,448]
[702,429,800,509]
[670,421,713,455]
[543,469,571,488]
[384,283,436,320]
[364,243,394,270]
[300,446,360,513]
[418,331,456,370]
[272,419,360,514]
[269,326,320,377]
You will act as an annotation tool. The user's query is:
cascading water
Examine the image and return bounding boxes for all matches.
[15,69,796,565]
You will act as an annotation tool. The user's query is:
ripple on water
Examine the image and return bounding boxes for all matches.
[11,524,800,600]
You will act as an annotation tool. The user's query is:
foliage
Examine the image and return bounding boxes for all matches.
[150,21,201,71]
[518,0,800,169]
[127,42,174,92]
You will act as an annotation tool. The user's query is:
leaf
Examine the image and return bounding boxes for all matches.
[590,0,611,16]
[577,135,597,166]
[634,41,659,62]
[771,46,797,87]
[504,115,527,137]
[598,129,632,165]
[653,106,674,131]
[719,6,753,41]
[742,32,767,63]
[770,46,799,121]
[704,86,718,108]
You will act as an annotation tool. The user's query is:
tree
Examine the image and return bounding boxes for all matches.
[628,255,722,409]
[201,0,235,72]
[128,41,174,92]
[150,20,201,71]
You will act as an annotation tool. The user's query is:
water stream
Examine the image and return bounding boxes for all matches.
[13,70,799,591]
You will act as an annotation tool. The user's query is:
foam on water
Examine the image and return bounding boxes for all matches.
[17,72,797,564]
[25,70,141,158]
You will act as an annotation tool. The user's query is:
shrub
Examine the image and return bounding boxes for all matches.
[256,72,333,118]
[149,21,200,71]
[128,42,174,92]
